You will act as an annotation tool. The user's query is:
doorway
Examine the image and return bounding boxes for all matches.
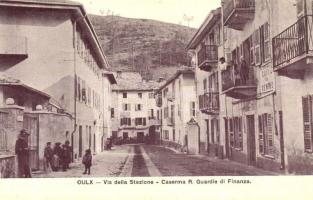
[137,132,144,143]
[246,115,256,166]
[79,125,82,157]
[205,119,210,154]
[224,118,230,158]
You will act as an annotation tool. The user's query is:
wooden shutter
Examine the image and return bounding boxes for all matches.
[258,115,264,154]
[239,117,243,150]
[254,29,261,66]
[267,113,274,155]
[302,96,313,152]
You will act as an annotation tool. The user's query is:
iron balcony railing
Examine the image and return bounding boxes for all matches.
[198,45,218,66]
[199,91,219,113]
[223,0,255,23]
[221,63,256,91]
[273,15,313,68]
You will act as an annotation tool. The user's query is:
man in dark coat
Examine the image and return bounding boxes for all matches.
[44,142,53,171]
[63,140,72,170]
[15,129,31,178]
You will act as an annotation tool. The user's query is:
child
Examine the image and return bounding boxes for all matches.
[82,149,92,175]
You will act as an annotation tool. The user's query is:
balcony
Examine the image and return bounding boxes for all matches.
[273,15,313,79]
[199,91,219,115]
[221,63,257,99]
[0,35,28,62]
[223,0,255,30]
[149,118,161,126]
[198,45,218,72]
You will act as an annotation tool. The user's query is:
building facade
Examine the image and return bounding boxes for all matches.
[0,0,116,164]
[156,69,197,152]
[111,72,160,144]
[186,0,313,174]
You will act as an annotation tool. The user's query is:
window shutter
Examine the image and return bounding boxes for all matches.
[302,96,313,152]
[143,118,146,126]
[258,115,264,154]
[267,113,274,155]
[254,29,261,66]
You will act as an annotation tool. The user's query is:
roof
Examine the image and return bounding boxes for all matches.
[0,73,51,99]
[186,8,221,50]
[103,72,117,84]
[0,0,110,69]
[157,67,195,92]
[112,76,162,92]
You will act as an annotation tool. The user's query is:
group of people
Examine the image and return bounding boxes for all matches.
[44,140,72,172]
[15,128,93,177]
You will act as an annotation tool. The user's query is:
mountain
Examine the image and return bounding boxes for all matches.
[89,14,196,80]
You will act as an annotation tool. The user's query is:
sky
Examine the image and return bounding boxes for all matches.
[75,0,220,28]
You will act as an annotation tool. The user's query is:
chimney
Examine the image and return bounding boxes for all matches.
[158,77,164,83]
[116,70,122,78]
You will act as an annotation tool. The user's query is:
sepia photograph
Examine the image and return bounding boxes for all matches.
[0,0,313,199]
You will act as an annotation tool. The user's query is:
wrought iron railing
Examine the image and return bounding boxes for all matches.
[221,63,256,91]
[272,15,313,68]
[199,92,219,112]
[223,0,255,22]
[198,45,218,66]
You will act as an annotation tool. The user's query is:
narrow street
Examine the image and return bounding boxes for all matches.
[33,144,277,178]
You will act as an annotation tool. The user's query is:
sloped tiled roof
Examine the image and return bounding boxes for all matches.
[112,72,162,91]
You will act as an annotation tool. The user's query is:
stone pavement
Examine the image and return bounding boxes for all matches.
[143,145,279,176]
[33,145,131,178]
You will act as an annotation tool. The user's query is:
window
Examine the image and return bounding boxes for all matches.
[123,92,127,98]
[261,22,271,62]
[149,109,154,119]
[138,93,142,98]
[233,117,243,150]
[190,101,196,117]
[173,129,176,141]
[82,80,86,103]
[170,105,175,121]
[123,103,131,111]
[111,108,114,118]
[77,77,81,101]
[164,107,169,118]
[302,95,313,152]
[203,78,207,93]
[149,92,154,99]
[135,104,142,111]
[254,29,261,66]
[135,118,146,126]
[164,130,169,140]
[163,88,168,98]
[258,113,274,155]
[157,110,160,120]
[120,118,131,126]
[123,132,129,140]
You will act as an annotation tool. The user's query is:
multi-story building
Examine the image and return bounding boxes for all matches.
[188,0,313,174]
[111,72,160,144]
[156,69,196,151]
[187,8,223,157]
[0,0,116,164]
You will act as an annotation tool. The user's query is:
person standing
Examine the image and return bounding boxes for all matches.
[82,149,92,175]
[44,142,53,172]
[15,129,31,178]
[63,140,72,170]
[52,142,62,171]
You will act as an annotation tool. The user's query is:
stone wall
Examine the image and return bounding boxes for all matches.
[0,155,15,178]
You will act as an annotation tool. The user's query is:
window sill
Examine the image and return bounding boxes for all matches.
[261,154,275,160]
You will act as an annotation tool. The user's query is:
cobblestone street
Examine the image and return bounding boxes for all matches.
[33,144,277,178]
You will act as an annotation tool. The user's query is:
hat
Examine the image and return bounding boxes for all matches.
[20,129,30,136]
